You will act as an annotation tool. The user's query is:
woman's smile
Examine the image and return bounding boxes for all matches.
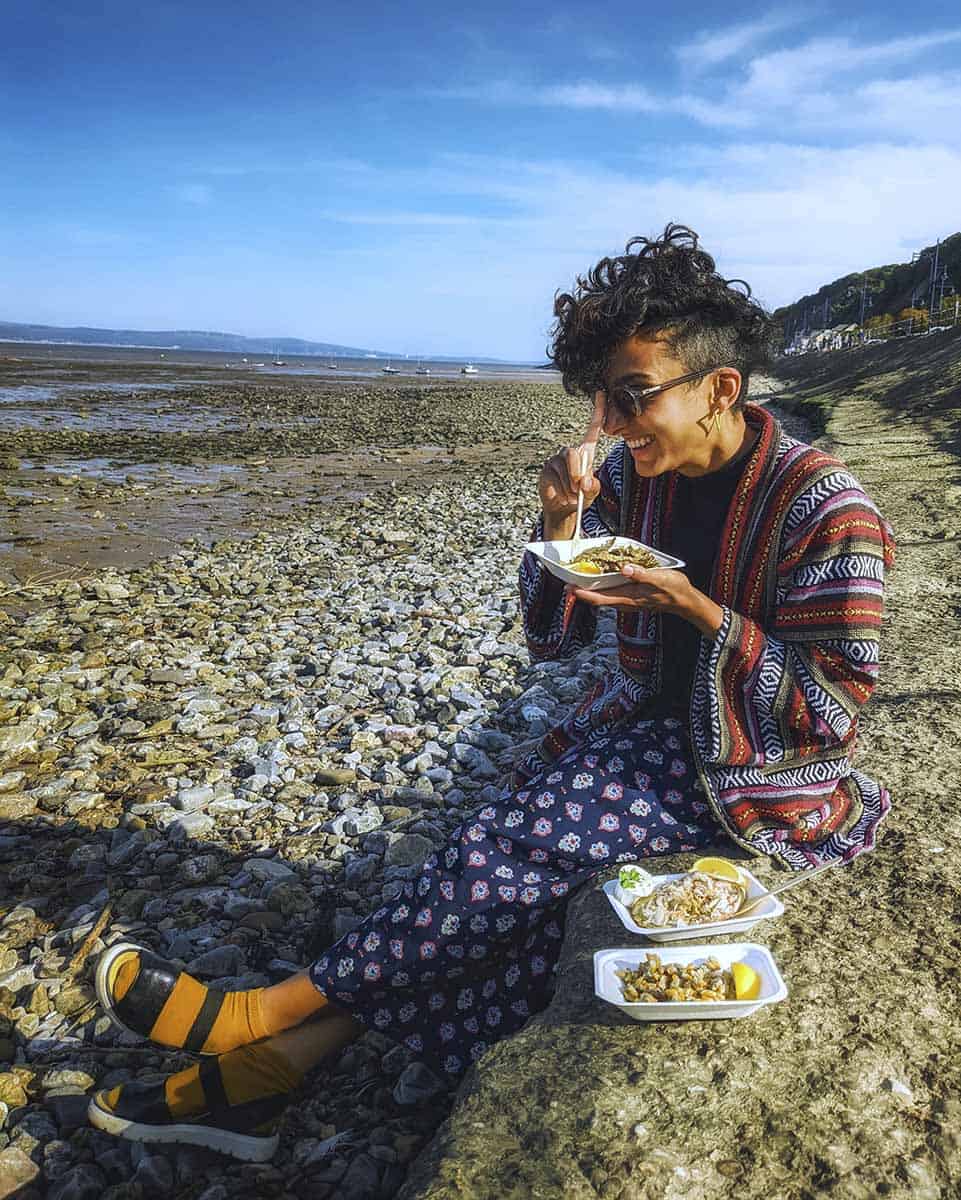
[625,434,655,451]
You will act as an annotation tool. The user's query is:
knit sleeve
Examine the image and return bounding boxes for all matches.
[518,444,623,662]
[695,473,895,766]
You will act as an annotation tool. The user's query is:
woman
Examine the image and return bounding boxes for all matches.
[88,225,894,1160]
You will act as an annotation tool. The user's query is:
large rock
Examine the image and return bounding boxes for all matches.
[0,722,39,766]
[399,863,961,1199]
[0,1147,38,1198]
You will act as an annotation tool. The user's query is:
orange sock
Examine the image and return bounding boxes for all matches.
[111,950,270,1055]
[161,1043,305,1119]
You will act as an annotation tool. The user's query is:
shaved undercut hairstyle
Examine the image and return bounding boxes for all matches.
[549,223,779,407]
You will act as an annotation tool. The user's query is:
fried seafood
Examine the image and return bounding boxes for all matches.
[570,539,659,574]
[629,870,745,928]
[616,953,733,1003]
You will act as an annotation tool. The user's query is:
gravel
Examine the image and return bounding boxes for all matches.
[0,404,620,1197]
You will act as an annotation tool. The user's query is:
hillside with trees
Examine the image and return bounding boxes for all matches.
[774,233,961,345]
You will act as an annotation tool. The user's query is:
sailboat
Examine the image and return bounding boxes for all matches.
[382,359,400,374]
[415,358,431,375]
[461,362,478,375]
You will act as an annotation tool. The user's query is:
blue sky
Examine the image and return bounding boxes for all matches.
[3,1,961,361]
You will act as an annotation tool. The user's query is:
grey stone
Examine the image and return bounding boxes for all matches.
[67,843,106,872]
[179,854,222,884]
[222,891,262,919]
[173,784,214,810]
[392,1061,445,1106]
[106,830,146,868]
[186,945,244,978]
[384,834,433,869]
[41,1138,76,1183]
[344,853,379,887]
[167,811,215,840]
[338,1152,382,1200]
[243,857,295,882]
[46,1163,107,1200]
[329,805,383,838]
[449,743,499,778]
[45,1093,90,1134]
[266,882,313,917]
[9,1109,58,1155]
[381,1043,414,1077]
[133,1151,174,1196]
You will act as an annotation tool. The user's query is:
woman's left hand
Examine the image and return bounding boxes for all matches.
[570,565,725,637]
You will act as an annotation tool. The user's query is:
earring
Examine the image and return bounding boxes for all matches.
[711,408,722,435]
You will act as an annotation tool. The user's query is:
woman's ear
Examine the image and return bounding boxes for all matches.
[714,367,743,412]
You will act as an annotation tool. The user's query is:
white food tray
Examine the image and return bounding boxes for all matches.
[594,943,787,1021]
[602,867,784,941]
[523,536,685,591]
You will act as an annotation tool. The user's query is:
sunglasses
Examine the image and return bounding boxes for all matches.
[599,366,723,419]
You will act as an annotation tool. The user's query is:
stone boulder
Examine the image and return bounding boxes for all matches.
[399,855,960,1199]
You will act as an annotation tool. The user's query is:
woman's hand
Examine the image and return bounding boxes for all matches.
[571,565,725,637]
[538,446,601,541]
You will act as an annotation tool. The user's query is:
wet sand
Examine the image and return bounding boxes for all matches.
[0,348,574,590]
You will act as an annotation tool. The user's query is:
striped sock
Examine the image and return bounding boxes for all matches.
[112,950,269,1055]
[161,1044,305,1120]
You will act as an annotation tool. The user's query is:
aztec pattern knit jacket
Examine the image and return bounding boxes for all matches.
[518,403,896,870]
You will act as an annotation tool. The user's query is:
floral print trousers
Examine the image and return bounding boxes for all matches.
[309,716,718,1079]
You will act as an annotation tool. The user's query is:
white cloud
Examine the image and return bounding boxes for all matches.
[723,31,961,113]
[317,209,522,228]
[248,142,961,358]
[675,8,809,71]
[433,27,961,141]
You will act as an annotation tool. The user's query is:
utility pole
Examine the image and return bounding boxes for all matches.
[859,278,869,326]
[822,296,830,327]
[928,238,941,319]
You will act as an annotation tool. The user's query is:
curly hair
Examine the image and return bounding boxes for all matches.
[549,223,779,405]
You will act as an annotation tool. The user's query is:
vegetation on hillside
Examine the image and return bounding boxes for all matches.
[774,232,961,340]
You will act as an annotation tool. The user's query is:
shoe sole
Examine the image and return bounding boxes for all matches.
[87,1092,278,1162]
[94,941,216,1055]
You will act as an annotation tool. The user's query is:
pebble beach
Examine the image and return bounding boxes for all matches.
[0,354,626,1199]
[5,341,947,1200]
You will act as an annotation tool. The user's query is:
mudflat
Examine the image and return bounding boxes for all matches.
[0,348,575,587]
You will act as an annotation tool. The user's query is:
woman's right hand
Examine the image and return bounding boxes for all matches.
[537,446,601,541]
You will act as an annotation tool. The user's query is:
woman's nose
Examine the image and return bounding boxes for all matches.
[602,403,625,437]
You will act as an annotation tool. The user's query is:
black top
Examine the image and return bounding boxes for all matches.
[656,434,757,717]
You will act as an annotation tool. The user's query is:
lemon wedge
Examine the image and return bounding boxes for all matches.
[731,962,761,1000]
[690,856,744,885]
[571,561,602,574]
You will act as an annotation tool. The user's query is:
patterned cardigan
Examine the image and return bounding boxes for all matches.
[518,403,895,869]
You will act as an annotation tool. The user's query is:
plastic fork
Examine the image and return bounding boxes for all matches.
[737,858,841,916]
